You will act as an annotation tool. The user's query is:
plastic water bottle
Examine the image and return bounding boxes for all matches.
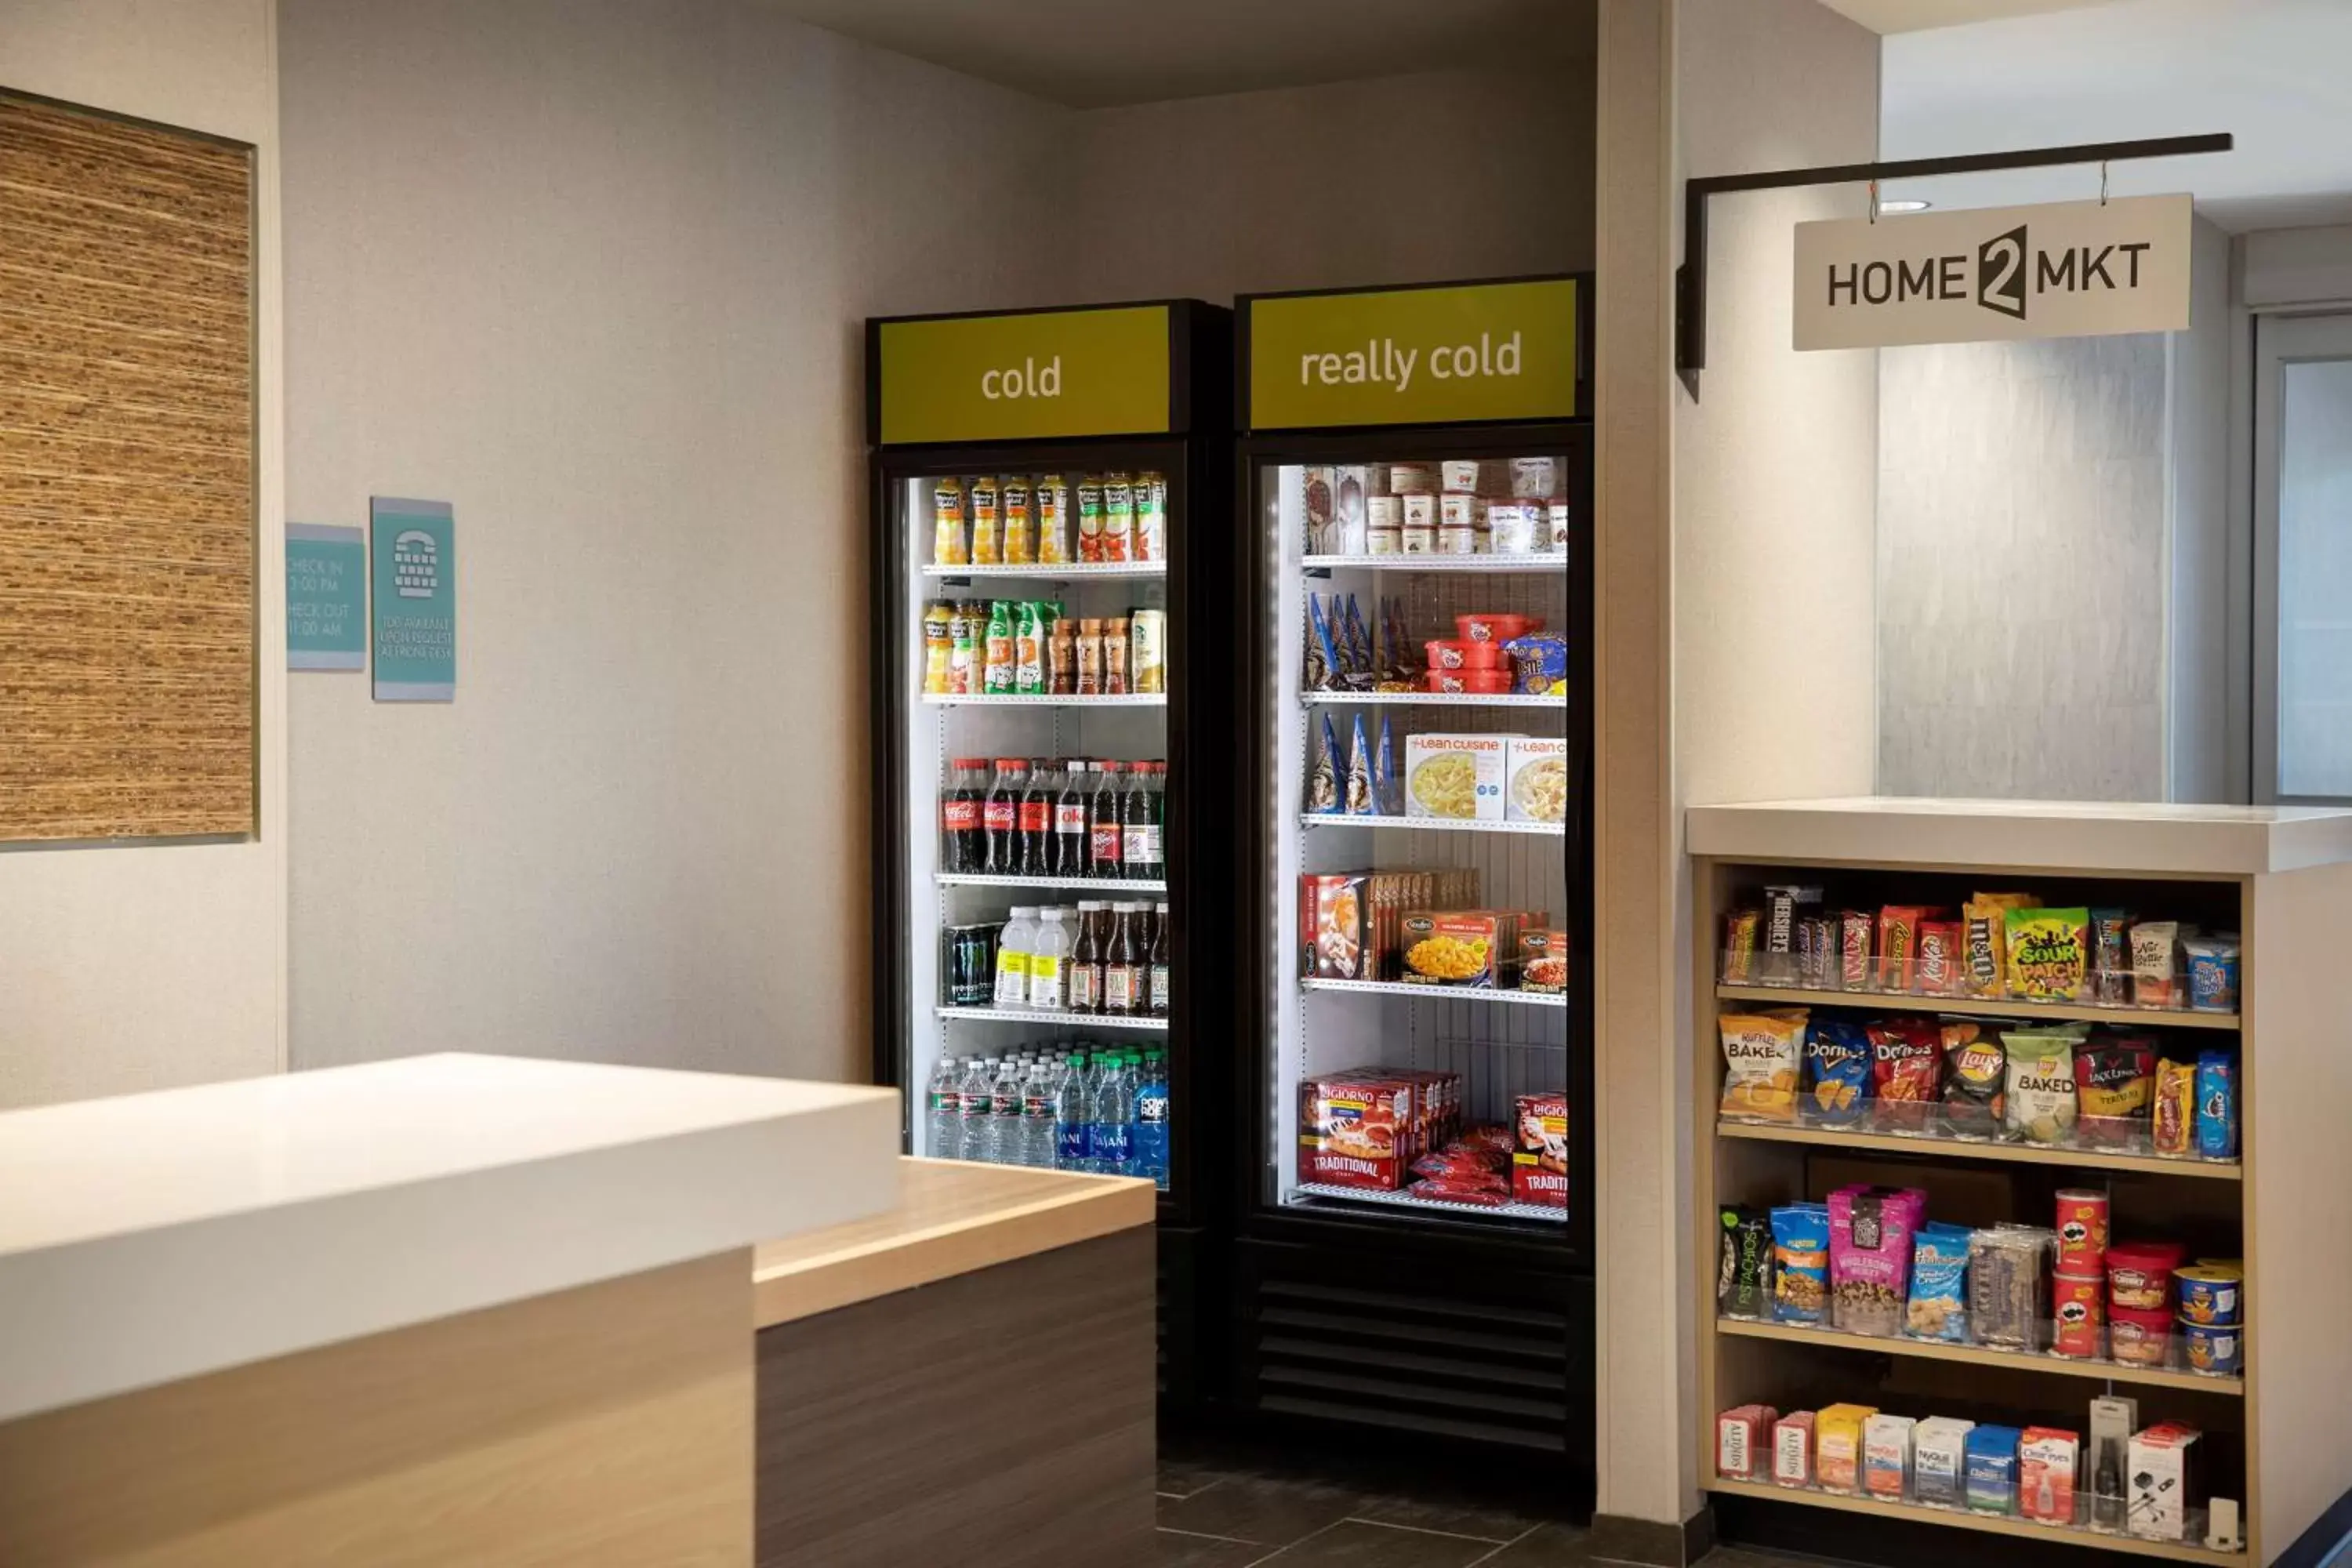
[993,908,1036,1009]
[1092,1053,1135,1178]
[1132,1048,1170,1190]
[981,1056,1023,1163]
[1028,908,1069,1011]
[956,1056,994,1161]
[925,1055,964,1162]
[1054,1054,1091,1171]
[1018,1062,1058,1168]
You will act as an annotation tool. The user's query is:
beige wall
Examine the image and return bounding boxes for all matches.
[0,0,287,1108]
[1051,60,1597,302]
[280,0,1067,1080]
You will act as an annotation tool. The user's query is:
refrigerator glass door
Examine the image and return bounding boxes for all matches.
[894,461,1180,1191]
[1261,453,1572,1227]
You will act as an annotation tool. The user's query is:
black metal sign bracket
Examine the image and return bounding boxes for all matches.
[1675,132,2233,399]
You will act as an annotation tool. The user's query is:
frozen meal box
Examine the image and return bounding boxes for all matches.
[1399,910,1515,989]
[1298,1071,1417,1191]
[1504,736,1570,825]
[1512,1093,1568,1207]
[1300,873,1372,980]
[1405,733,1509,821]
[1520,928,1569,995]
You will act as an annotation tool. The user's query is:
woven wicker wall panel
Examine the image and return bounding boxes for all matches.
[0,93,256,842]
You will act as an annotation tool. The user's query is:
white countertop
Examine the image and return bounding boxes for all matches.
[1686,797,2352,877]
[0,1053,898,1422]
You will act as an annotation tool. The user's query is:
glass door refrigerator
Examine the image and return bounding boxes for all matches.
[866,300,1231,1410]
[1231,278,1594,1486]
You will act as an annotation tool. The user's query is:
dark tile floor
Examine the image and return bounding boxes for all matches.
[1153,1446,1817,1567]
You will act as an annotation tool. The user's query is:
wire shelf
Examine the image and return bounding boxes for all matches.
[1301,554,1567,574]
[1298,812,1565,837]
[1302,978,1566,1008]
[922,561,1165,579]
[1298,690,1566,709]
[923,693,1167,707]
[1290,1181,1569,1225]
[935,1005,1169,1033]
[938,873,1168,894]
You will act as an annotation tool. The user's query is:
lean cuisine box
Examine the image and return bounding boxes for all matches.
[1503,737,1569,825]
[1404,733,1510,821]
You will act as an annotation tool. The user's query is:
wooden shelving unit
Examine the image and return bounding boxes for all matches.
[1683,800,2352,1568]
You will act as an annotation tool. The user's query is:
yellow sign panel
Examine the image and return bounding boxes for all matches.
[1247,278,1581,430]
[877,306,1172,445]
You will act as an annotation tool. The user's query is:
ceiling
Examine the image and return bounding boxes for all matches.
[1877,0,2352,231]
[764,0,1591,108]
[1818,0,2125,31]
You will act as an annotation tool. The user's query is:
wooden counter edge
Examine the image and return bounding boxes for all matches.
[752,1163,1156,1329]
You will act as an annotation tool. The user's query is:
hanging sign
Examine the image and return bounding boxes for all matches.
[874,305,1172,445]
[371,497,455,702]
[1245,278,1580,430]
[286,523,365,670]
[1794,194,2192,350]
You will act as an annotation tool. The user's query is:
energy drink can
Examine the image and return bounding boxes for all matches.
[945,924,1000,1007]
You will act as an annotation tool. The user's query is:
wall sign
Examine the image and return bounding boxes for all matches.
[370,498,454,702]
[1793,194,2192,350]
[875,305,1172,445]
[1244,278,1581,431]
[286,524,365,671]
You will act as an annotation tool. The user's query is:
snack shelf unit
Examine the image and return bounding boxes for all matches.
[866,299,1234,1419]
[1688,797,2352,1568]
[1232,274,1595,1483]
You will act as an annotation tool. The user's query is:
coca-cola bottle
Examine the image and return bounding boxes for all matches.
[1018,757,1057,877]
[984,758,1025,874]
[942,757,989,873]
[1090,761,1127,879]
[1053,761,1091,877]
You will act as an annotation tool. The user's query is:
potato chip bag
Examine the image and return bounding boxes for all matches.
[1867,1017,1944,1132]
[2074,1036,2154,1149]
[1721,1009,1807,1123]
[2004,1029,2081,1144]
[2005,906,2090,1002]
[1940,1018,2006,1138]
[1806,1020,1874,1125]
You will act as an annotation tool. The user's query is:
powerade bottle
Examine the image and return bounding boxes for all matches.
[1132,1049,1170,1190]
[1092,1053,1134,1178]
[1054,1053,1091,1171]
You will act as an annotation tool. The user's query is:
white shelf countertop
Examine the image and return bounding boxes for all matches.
[1687,796,2352,877]
[0,1053,899,1423]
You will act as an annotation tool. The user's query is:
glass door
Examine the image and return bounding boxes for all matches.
[895,456,1182,1192]
[2256,312,2352,802]
[1257,445,1577,1228]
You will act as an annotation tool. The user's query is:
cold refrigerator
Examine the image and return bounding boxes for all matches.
[866,300,1232,1410]
[1229,277,1595,1484]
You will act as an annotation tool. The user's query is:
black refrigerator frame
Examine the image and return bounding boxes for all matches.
[1225,275,1596,1490]
[865,299,1232,1411]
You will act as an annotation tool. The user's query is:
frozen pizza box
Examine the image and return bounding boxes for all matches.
[1404,733,1512,822]
[1298,1070,1418,1190]
[1504,736,1570,825]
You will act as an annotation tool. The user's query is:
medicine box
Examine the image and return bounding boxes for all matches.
[1815,1403,1877,1495]
[1863,1413,1917,1501]
[1915,1417,1976,1508]
[2019,1427,2080,1525]
[1965,1424,2022,1516]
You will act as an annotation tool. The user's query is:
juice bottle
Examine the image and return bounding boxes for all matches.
[1036,474,1072,565]
[921,600,954,694]
[1013,601,1046,695]
[1134,470,1167,563]
[946,600,981,695]
[982,601,1015,693]
[970,476,1002,566]
[1001,476,1034,565]
[1076,476,1105,562]
[932,478,967,567]
[1101,472,1134,563]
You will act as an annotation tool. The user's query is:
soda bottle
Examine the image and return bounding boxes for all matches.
[983,758,1025,873]
[940,757,988,873]
[1149,901,1172,1018]
[982,601,1015,694]
[1054,1053,1091,1171]
[922,601,954,695]
[1053,760,1091,877]
[1067,900,1103,1014]
[1001,476,1034,564]
[1028,908,1069,1011]
[1121,762,1161,881]
[970,476,1002,566]
[982,1056,1022,1163]
[925,1054,964,1161]
[1015,758,1052,874]
[932,478,968,567]
[1133,1050,1170,1189]
[1104,903,1144,1017]
[993,908,1036,1009]
[1019,1062,1058,1167]
[1090,762,1126,879]
[1092,1054,1134,1177]
[1013,601,1046,695]
[947,600,981,695]
[957,1057,994,1162]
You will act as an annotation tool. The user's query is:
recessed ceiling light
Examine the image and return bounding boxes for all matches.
[1879,198,1933,213]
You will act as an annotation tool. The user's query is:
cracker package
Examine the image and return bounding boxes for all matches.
[1940,1018,2006,1138]
[1906,1222,1973,1343]
[1867,1016,1944,1132]
[1805,1019,1874,1126]
[1719,1009,1807,1123]
[1962,892,2038,998]
[2130,920,2183,1009]
[2005,906,2090,1003]
[2004,1029,2082,1144]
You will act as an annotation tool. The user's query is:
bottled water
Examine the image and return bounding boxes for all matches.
[925,1054,964,1162]
[1132,1048,1170,1190]
[1092,1053,1135,1178]
[982,1056,1024,1163]
[993,908,1036,1009]
[956,1056,994,1162]
[1018,1062,1058,1168]
[1054,1053,1092,1172]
